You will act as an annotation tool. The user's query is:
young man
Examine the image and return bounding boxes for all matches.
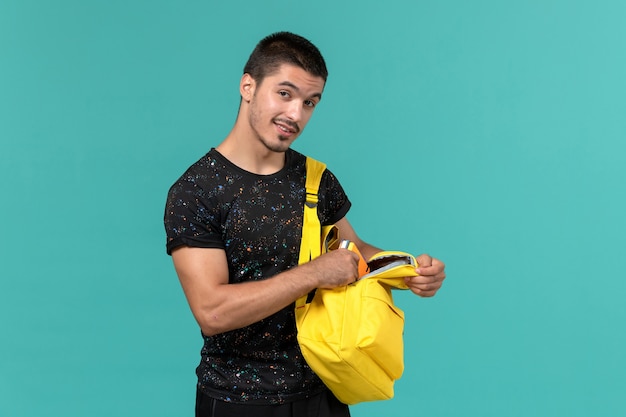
[164,32,446,417]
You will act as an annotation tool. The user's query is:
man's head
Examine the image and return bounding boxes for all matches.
[234,32,327,155]
[243,32,328,86]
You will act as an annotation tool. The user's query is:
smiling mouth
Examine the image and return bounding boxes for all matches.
[274,118,299,134]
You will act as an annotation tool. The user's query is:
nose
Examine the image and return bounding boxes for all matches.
[285,100,303,122]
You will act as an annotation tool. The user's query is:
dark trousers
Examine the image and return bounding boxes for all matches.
[195,388,351,417]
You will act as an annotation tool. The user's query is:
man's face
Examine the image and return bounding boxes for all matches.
[245,64,325,153]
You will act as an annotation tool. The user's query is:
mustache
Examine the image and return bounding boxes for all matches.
[273,118,300,133]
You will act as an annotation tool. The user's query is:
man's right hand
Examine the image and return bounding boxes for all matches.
[303,249,360,288]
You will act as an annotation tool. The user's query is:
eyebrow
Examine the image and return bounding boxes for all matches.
[278,81,323,100]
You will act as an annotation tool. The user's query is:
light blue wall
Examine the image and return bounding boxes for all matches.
[2,1,625,416]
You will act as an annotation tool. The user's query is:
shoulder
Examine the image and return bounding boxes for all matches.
[167,149,235,198]
[286,148,308,172]
[288,149,333,180]
[175,149,222,183]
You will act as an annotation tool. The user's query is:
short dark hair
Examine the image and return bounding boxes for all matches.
[243,32,328,84]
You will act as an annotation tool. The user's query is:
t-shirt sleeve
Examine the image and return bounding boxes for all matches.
[163,175,224,255]
[318,168,351,226]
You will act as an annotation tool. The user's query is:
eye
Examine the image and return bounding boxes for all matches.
[304,99,317,108]
[278,90,290,98]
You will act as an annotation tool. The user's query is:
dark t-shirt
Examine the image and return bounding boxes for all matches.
[164,148,351,404]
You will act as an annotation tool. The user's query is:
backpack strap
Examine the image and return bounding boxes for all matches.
[298,157,326,265]
[296,157,326,308]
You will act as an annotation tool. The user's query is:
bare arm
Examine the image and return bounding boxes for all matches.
[171,245,359,336]
[333,217,382,259]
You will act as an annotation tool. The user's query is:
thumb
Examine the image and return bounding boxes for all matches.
[416,253,433,268]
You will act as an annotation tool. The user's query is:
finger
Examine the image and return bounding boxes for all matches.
[407,284,438,297]
[415,261,445,277]
[405,275,435,285]
[407,278,443,291]
[338,248,360,262]
[416,253,433,268]
[408,271,445,285]
[407,284,442,298]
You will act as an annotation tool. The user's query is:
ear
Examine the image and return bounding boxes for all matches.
[240,73,256,102]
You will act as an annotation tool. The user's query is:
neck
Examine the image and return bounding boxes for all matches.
[216,126,287,175]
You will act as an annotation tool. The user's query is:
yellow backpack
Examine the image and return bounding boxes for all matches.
[295,157,414,405]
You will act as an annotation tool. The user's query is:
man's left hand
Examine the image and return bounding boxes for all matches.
[404,254,446,297]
